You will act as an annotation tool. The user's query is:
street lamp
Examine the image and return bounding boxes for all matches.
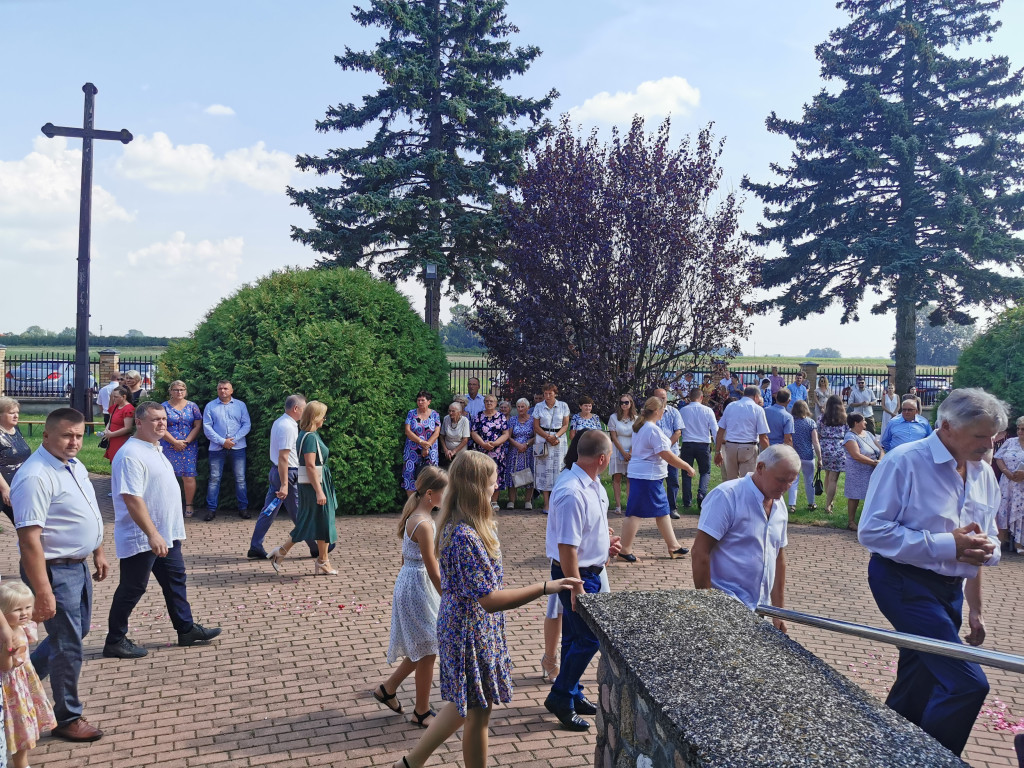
[424,262,439,332]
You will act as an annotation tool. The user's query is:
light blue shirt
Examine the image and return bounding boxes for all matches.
[203,397,251,451]
[656,405,685,456]
[764,405,795,446]
[545,463,610,568]
[880,414,933,452]
[464,393,486,421]
[785,383,808,411]
[680,402,718,444]
[698,474,788,611]
[858,431,1001,578]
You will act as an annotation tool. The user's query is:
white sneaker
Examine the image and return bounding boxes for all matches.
[506,502,515,509]
[525,501,533,510]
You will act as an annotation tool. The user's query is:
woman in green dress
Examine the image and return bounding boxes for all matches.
[267,400,339,575]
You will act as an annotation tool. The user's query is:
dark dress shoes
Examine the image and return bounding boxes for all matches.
[203,510,216,522]
[246,547,268,560]
[670,511,681,519]
[544,698,590,731]
[574,695,598,716]
[239,508,253,520]
[51,717,103,742]
[178,623,223,647]
[102,637,148,659]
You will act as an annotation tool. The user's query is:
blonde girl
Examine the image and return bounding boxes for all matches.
[392,451,580,768]
[374,466,448,728]
[0,581,56,768]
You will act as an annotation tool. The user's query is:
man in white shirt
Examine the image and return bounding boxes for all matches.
[679,388,718,508]
[96,372,120,425]
[714,386,770,481]
[543,430,620,732]
[653,388,684,517]
[11,407,109,742]
[858,388,1006,757]
[103,401,221,660]
[847,376,877,433]
[691,445,799,632]
[463,377,486,421]
[248,394,320,560]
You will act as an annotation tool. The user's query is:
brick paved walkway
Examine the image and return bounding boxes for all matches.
[5,477,1022,767]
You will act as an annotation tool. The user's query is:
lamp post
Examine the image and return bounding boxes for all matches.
[424,262,439,332]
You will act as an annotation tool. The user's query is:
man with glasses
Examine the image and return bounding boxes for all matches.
[848,376,878,433]
[880,398,933,451]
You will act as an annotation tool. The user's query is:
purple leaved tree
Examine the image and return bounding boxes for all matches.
[473,115,756,416]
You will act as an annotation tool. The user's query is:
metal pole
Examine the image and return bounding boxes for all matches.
[756,604,1024,675]
[73,83,98,418]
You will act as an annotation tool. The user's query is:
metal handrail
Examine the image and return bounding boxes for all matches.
[755,605,1024,675]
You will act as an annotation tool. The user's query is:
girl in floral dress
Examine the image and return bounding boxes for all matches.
[0,581,55,768]
[391,451,579,768]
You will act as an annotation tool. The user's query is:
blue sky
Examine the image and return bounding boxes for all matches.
[2,0,1022,356]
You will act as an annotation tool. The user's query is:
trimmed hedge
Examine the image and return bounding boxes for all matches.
[156,268,451,515]
[952,306,1024,419]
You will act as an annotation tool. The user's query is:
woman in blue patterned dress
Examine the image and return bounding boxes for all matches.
[391,451,579,768]
[504,399,536,509]
[403,391,442,497]
[818,394,848,515]
[470,394,509,512]
[569,396,602,441]
[161,380,203,517]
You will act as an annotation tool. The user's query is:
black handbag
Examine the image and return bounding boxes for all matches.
[813,467,824,496]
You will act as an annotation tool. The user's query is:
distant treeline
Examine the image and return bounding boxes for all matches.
[0,333,180,347]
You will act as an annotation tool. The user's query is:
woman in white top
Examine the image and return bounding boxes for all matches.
[532,383,570,512]
[880,385,900,430]
[607,394,637,515]
[618,396,696,562]
[439,403,470,467]
[813,376,832,421]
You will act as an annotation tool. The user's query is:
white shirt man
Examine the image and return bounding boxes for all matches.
[847,380,877,423]
[103,401,221,660]
[714,388,770,481]
[680,389,719,507]
[857,388,1004,757]
[691,445,800,631]
[97,374,120,421]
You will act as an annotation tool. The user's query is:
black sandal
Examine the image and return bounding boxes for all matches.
[373,684,402,713]
[411,708,436,728]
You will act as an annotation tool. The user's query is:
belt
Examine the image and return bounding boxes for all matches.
[47,557,87,566]
[726,441,757,446]
[871,554,963,586]
[552,559,604,576]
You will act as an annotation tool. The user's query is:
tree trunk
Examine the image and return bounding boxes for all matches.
[893,277,917,394]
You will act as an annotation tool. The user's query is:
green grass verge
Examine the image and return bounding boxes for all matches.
[25,435,110,475]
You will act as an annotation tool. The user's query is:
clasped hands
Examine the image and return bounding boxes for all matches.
[953,522,996,566]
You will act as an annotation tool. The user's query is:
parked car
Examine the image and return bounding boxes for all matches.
[4,361,96,397]
[913,375,952,406]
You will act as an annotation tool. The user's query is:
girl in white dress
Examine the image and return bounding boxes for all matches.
[374,467,448,728]
[607,394,637,515]
[881,385,900,430]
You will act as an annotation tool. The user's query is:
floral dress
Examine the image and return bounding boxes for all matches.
[570,413,602,434]
[1,622,55,754]
[819,418,847,473]
[160,400,201,477]
[472,412,509,490]
[995,437,1024,548]
[402,409,441,491]
[504,415,535,488]
[437,522,512,717]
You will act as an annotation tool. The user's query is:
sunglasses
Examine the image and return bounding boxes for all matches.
[619,401,631,405]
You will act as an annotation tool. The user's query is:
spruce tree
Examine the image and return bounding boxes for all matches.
[287,0,555,329]
[744,0,1024,391]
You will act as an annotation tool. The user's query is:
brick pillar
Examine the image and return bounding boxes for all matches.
[99,349,120,387]
[0,345,5,397]
[800,361,819,386]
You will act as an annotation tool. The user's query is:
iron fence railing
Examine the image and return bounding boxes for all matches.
[2,353,158,399]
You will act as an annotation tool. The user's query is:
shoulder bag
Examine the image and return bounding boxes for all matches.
[296,432,323,484]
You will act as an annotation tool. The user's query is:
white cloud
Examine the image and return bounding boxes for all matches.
[126,231,244,280]
[570,76,701,124]
[115,132,294,193]
[204,104,236,116]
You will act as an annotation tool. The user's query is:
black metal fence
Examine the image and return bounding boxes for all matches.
[2,353,158,398]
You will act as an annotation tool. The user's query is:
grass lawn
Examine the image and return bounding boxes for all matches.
[25,435,110,475]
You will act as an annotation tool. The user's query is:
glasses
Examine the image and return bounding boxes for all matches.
[619,401,631,405]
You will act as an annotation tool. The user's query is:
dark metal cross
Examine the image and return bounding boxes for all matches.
[41,83,133,419]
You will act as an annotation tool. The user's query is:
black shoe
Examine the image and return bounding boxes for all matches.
[203,510,216,522]
[178,623,222,647]
[239,509,252,520]
[102,637,148,659]
[670,546,689,558]
[544,699,590,731]
[574,695,597,716]
[246,547,267,560]
[617,552,637,563]
[670,511,681,519]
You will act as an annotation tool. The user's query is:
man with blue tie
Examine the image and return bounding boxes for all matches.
[858,388,1007,757]
[203,380,252,521]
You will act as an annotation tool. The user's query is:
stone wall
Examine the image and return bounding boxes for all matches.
[578,589,966,768]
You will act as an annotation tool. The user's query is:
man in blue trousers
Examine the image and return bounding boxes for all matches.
[543,430,620,731]
[858,388,1006,757]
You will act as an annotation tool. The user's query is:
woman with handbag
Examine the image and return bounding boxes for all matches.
[790,400,822,510]
[504,399,536,509]
[267,401,338,575]
[843,413,882,531]
[0,397,31,523]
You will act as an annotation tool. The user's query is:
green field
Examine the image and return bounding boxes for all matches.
[1,345,166,359]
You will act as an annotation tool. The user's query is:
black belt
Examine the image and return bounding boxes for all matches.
[726,441,757,445]
[552,559,604,576]
[871,554,963,586]
[47,557,86,566]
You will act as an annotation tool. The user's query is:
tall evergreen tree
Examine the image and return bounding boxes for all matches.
[744,0,1024,392]
[287,0,555,329]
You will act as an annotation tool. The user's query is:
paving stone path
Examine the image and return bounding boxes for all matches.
[6,476,1022,767]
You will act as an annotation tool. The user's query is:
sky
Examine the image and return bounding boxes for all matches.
[2,0,1023,357]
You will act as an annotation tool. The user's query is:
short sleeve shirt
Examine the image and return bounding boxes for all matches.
[269,413,300,468]
[764,405,795,446]
[627,421,671,480]
[655,406,685,456]
[718,397,770,442]
[546,464,610,568]
[112,438,187,559]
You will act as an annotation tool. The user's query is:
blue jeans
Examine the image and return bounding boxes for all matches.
[679,443,712,506]
[251,468,317,557]
[207,447,248,511]
[25,561,92,727]
[106,541,194,645]
[665,465,679,509]
[868,555,988,756]
[546,562,601,710]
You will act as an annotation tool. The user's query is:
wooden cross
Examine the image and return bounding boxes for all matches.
[41,83,133,418]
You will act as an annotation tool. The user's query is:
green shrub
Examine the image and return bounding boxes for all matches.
[156,268,451,515]
[953,306,1024,419]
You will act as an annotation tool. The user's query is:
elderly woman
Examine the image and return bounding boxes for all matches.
[881,385,900,430]
[440,402,470,467]
[161,380,203,517]
[0,397,31,522]
[813,376,832,421]
[533,383,570,513]
[504,398,536,509]
[607,394,637,515]
[843,413,882,530]
[402,390,442,497]
[994,416,1024,554]
[498,400,512,419]
[819,394,847,514]
[618,396,697,562]
[471,393,510,511]
[101,385,135,462]
[569,396,601,441]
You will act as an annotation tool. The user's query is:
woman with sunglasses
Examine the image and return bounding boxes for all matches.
[607,394,637,515]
